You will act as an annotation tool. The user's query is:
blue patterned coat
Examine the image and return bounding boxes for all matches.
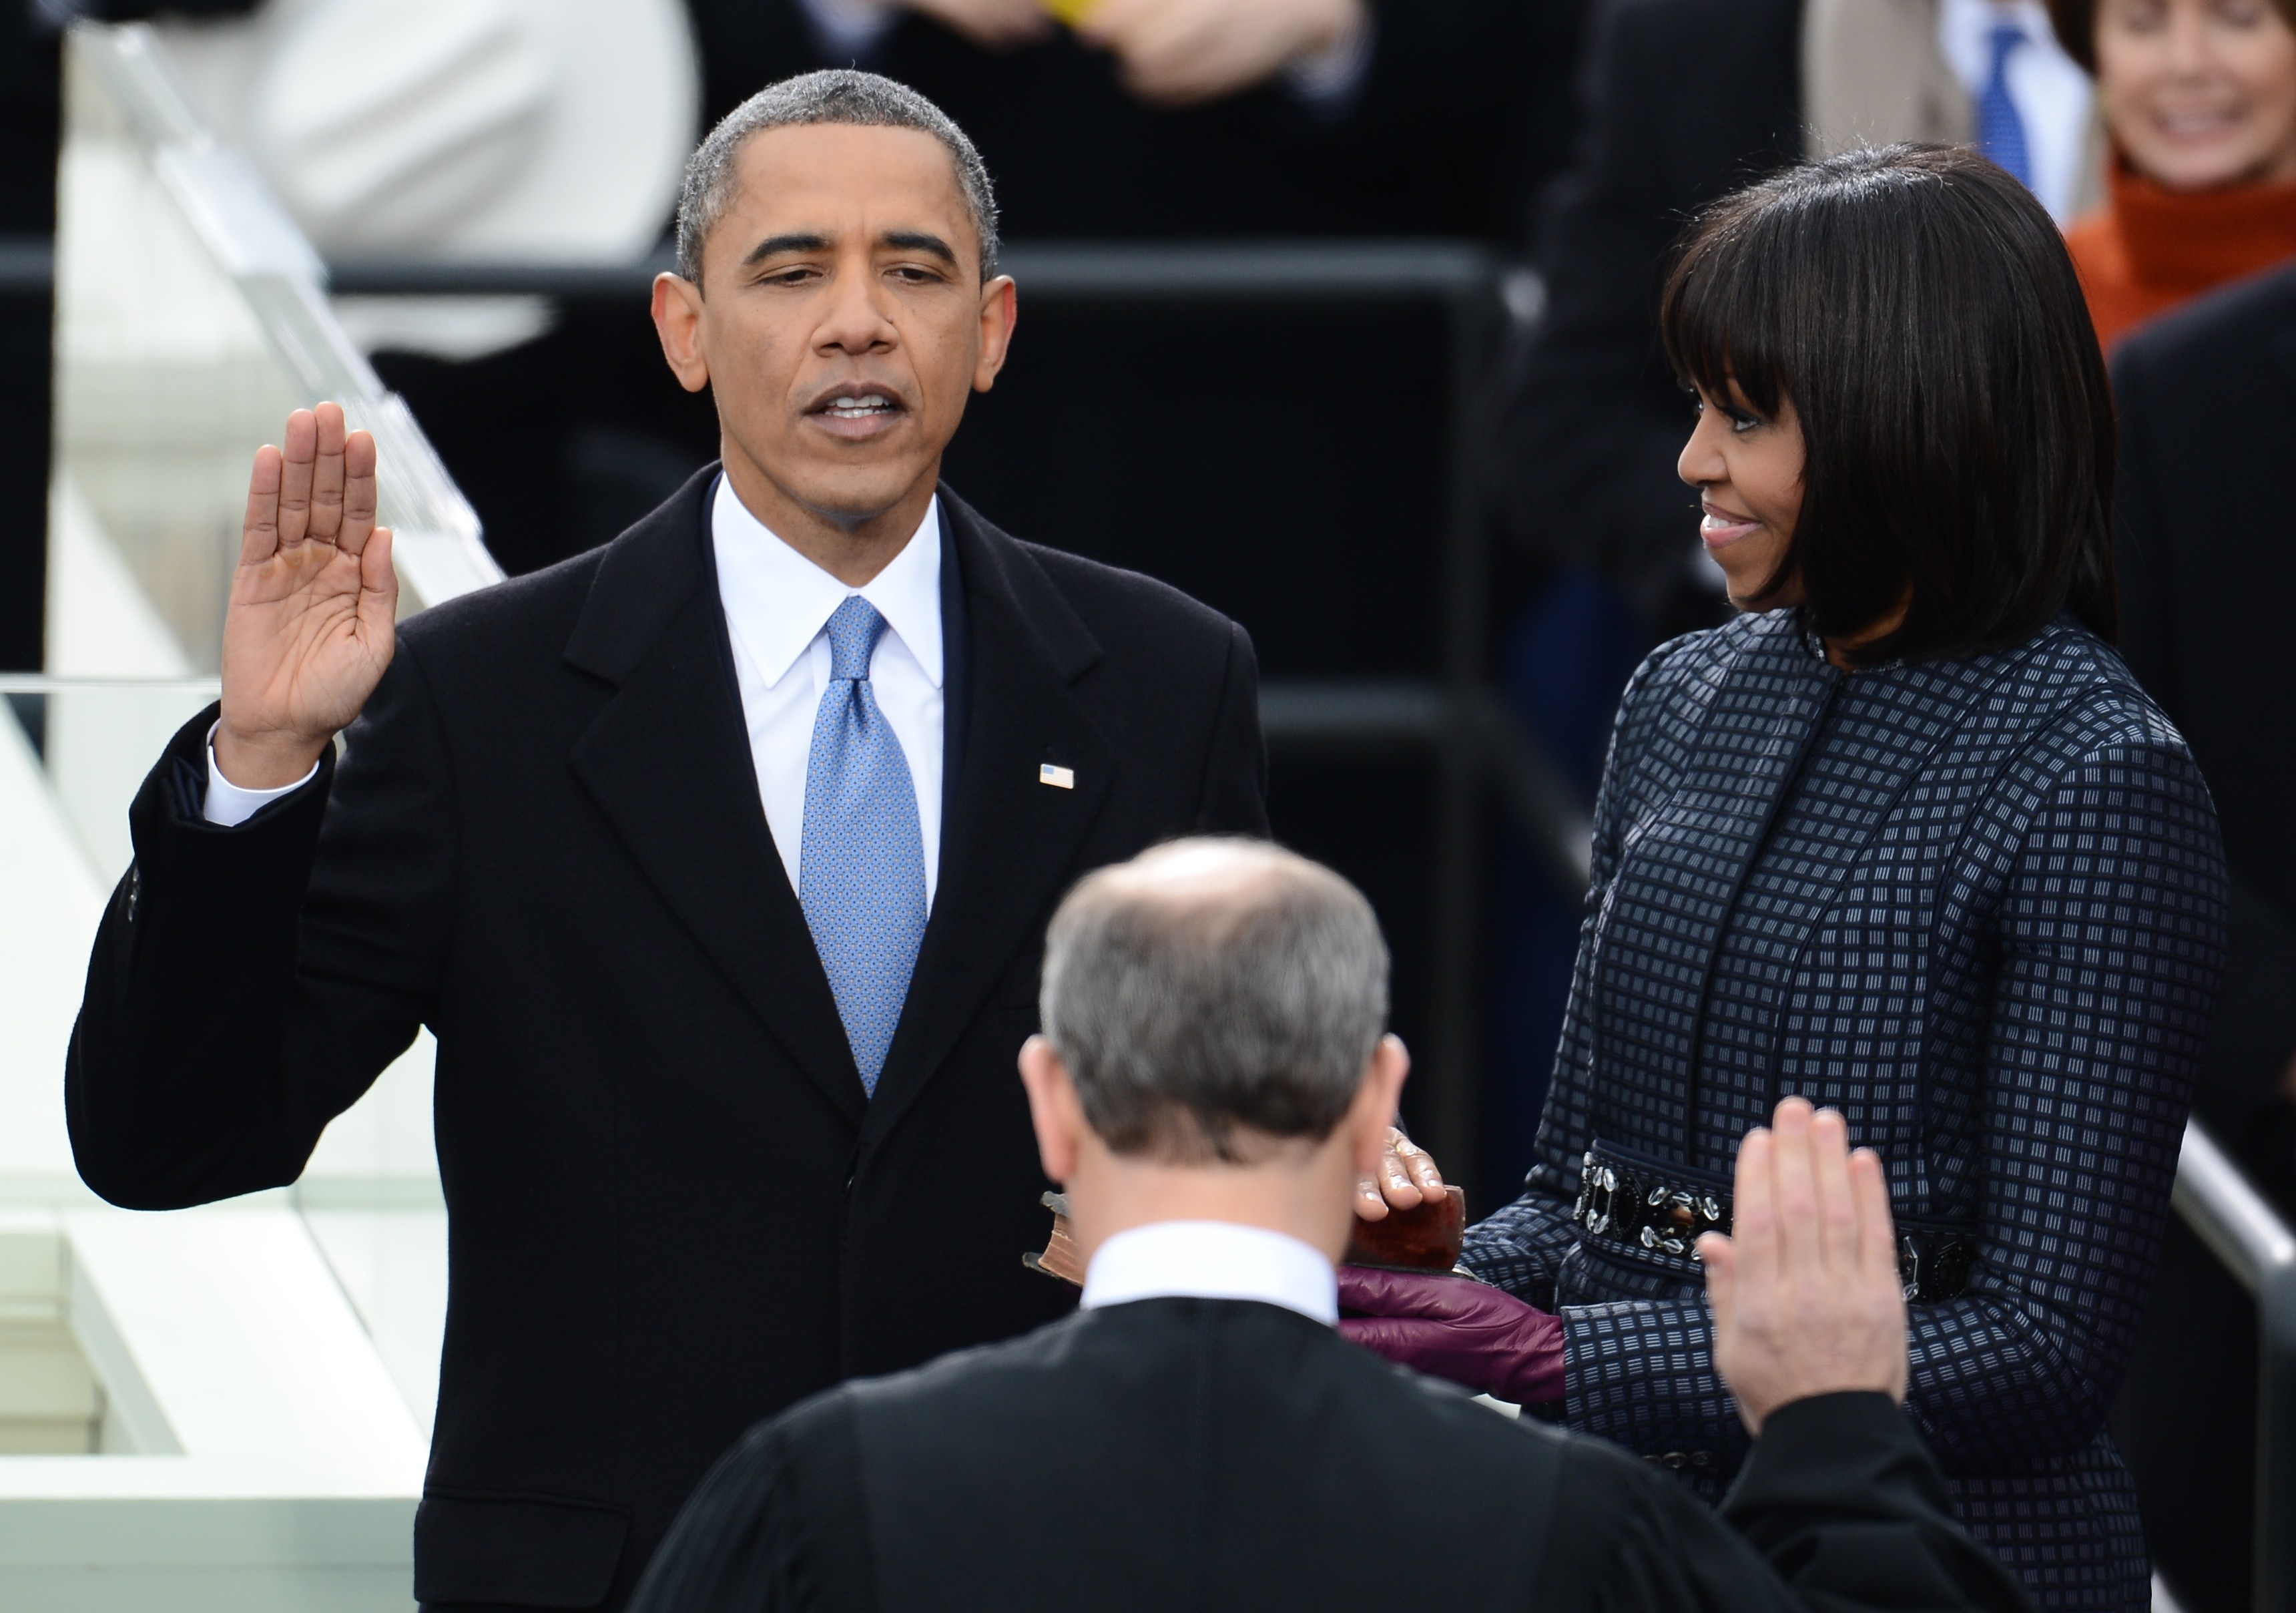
[1462,610,2227,1611]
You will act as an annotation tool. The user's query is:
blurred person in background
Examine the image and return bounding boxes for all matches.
[2050,0,2296,349]
[1347,146,2227,1611]
[695,0,1577,243]
[1480,0,2098,1190]
[2102,256,2296,1612]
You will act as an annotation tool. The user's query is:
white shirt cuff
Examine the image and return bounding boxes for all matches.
[797,0,900,60]
[202,722,320,828]
[1286,11,1374,111]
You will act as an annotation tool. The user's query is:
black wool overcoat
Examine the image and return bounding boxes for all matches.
[65,470,1269,1612]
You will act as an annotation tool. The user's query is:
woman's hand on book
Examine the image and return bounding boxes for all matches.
[1355,1126,1444,1220]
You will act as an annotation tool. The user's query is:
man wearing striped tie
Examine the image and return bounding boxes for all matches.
[65,69,1413,1613]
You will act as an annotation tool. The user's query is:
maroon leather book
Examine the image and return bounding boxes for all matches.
[1342,1185,1466,1272]
[1022,1192,1089,1287]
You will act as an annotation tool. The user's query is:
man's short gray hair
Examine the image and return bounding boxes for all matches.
[674,69,1000,284]
[1039,839,1390,1164]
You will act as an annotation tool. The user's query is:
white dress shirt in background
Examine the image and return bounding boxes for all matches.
[1079,1220,1340,1324]
[1939,0,2095,224]
[205,477,947,911]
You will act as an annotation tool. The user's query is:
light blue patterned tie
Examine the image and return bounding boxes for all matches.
[799,598,926,1094]
[1976,23,2034,191]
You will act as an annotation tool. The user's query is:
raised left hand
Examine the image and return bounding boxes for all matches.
[1075,0,1366,106]
[1354,1124,1444,1220]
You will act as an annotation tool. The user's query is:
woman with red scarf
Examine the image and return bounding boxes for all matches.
[2050,0,2296,347]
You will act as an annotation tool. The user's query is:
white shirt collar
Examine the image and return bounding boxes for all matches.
[710,475,943,692]
[1079,1221,1338,1325]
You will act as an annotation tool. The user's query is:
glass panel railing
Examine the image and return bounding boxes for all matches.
[0,26,463,1542]
[49,21,499,682]
[0,675,443,1470]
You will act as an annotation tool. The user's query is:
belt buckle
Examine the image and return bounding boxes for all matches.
[1895,1228,1976,1303]
[1576,1149,1622,1236]
[1636,1185,1721,1257]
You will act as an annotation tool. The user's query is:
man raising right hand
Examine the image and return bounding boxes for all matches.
[210,404,396,796]
[67,71,1283,1613]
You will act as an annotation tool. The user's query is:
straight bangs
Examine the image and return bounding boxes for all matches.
[1655,144,2118,664]
[1658,189,1801,436]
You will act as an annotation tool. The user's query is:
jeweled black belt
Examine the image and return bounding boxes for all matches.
[1573,1140,1978,1303]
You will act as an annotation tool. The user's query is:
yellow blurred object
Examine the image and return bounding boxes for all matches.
[1041,0,1099,25]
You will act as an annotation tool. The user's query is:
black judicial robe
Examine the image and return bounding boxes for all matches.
[628,1297,2037,1613]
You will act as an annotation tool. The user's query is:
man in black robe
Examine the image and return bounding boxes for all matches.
[628,838,2036,1613]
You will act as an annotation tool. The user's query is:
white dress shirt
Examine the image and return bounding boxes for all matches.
[202,726,321,827]
[1939,0,2095,225]
[1079,1220,1339,1325]
[205,477,947,909]
[711,477,944,907]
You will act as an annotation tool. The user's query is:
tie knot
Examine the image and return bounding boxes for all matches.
[824,596,888,682]
[1988,21,2025,67]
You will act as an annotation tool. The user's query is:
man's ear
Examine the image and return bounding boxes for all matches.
[972,275,1017,395]
[651,272,711,395]
[1347,1035,1411,1179]
[1017,1035,1084,1185]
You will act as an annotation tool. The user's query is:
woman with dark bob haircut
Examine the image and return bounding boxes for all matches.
[1341,145,2227,1609]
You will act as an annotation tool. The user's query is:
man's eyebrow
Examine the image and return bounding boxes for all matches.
[880,230,958,266]
[742,232,832,266]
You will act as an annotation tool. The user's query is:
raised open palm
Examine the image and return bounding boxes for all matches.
[215,403,397,788]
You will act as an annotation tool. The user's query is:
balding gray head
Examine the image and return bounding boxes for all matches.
[1039,839,1390,1164]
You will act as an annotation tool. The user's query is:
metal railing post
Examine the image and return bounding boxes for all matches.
[1420,274,1504,1204]
[2169,1120,2296,1613]
[2261,1256,2296,1613]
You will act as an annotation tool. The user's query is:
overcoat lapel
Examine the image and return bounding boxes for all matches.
[861,493,1115,1148]
[563,471,868,1130]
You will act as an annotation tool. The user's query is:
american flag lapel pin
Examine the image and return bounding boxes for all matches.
[1038,762,1075,790]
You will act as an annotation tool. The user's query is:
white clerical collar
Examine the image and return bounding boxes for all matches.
[1079,1221,1338,1326]
[709,475,943,692]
